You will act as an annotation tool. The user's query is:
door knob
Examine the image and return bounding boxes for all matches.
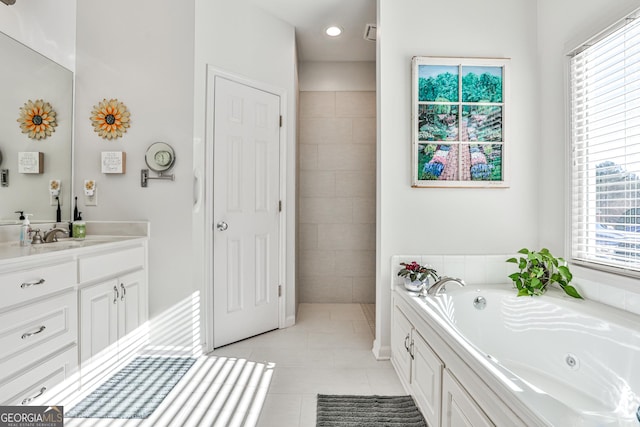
[216,221,228,231]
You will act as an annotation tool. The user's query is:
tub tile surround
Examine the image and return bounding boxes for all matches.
[392,254,640,317]
[391,254,518,288]
[298,91,376,304]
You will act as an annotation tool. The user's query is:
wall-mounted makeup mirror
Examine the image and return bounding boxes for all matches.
[0,31,73,224]
[141,142,176,187]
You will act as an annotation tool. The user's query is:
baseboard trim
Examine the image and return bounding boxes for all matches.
[284,314,296,328]
[372,340,391,360]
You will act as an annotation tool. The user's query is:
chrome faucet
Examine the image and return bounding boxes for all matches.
[426,276,466,295]
[43,227,69,243]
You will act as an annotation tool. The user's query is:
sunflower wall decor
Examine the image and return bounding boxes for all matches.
[17,99,57,140]
[90,98,131,140]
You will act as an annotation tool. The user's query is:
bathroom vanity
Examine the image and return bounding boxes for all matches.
[0,222,148,405]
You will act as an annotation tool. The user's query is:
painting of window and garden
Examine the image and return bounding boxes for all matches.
[412,57,509,187]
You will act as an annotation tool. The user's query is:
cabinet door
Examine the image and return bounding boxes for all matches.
[79,279,119,363]
[391,304,413,385]
[442,369,494,427]
[118,270,147,339]
[411,329,443,427]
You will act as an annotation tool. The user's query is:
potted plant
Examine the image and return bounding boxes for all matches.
[398,261,437,292]
[506,248,583,298]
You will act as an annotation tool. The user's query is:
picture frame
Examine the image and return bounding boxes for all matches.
[412,56,510,188]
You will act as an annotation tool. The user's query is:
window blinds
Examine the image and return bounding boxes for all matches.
[571,12,640,269]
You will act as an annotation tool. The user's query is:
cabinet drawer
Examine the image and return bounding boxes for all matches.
[0,346,77,405]
[0,291,77,378]
[79,246,145,283]
[1,261,77,311]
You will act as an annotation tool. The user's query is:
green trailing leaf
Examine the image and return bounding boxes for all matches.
[517,289,530,297]
[506,257,517,264]
[558,265,572,281]
[563,285,583,299]
[518,248,529,255]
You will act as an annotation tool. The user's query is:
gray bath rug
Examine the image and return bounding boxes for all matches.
[67,356,196,419]
[316,394,427,426]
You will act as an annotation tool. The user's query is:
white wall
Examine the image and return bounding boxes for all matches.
[193,0,298,332]
[0,0,76,71]
[299,61,376,91]
[376,0,540,358]
[74,0,195,317]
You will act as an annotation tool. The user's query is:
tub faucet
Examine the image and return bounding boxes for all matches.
[43,227,68,243]
[426,276,466,295]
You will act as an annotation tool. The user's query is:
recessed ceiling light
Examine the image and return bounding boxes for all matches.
[325,26,343,37]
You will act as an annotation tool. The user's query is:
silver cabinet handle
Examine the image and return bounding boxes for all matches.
[216,221,228,231]
[21,386,46,405]
[404,333,410,351]
[21,325,46,339]
[113,285,119,304]
[21,278,45,289]
[409,340,415,360]
[120,283,126,301]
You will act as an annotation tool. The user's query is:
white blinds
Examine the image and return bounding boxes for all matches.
[571,12,640,269]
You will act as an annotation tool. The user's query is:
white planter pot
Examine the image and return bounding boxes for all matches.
[403,277,424,293]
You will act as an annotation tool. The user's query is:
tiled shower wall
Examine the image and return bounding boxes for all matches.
[298,91,376,303]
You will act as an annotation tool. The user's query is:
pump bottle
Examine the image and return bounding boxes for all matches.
[19,214,33,246]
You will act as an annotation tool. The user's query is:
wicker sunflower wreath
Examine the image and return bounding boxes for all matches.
[90,98,131,140]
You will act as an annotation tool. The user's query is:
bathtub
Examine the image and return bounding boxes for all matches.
[405,284,640,426]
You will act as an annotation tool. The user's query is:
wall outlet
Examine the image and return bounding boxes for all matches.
[84,190,98,206]
[50,194,62,206]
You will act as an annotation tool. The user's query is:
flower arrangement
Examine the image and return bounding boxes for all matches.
[398,261,437,283]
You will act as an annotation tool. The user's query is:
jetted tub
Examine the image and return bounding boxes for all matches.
[407,284,640,426]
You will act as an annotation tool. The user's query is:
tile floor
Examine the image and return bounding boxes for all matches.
[53,303,404,427]
[216,303,405,426]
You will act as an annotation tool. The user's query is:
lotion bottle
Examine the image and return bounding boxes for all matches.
[19,214,33,246]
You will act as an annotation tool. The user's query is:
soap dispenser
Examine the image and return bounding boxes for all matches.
[72,212,86,240]
[19,214,33,247]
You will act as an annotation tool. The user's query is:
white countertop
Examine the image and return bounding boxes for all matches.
[0,221,149,267]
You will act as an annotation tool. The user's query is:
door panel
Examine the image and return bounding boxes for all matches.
[442,369,494,427]
[213,77,280,347]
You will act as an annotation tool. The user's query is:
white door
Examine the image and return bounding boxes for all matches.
[213,76,281,348]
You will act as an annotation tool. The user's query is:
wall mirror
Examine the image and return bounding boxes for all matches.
[0,31,73,224]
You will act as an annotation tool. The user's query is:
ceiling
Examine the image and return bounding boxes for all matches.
[249,0,376,62]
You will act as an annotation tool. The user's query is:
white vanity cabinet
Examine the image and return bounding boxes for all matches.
[442,369,493,427]
[78,245,148,363]
[391,289,524,427]
[391,303,443,427]
[0,258,79,405]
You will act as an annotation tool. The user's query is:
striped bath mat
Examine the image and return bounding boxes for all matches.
[316,394,427,426]
[67,356,196,419]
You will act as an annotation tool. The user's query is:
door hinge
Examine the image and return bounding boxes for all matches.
[278,285,282,297]
[279,115,283,128]
[279,200,282,212]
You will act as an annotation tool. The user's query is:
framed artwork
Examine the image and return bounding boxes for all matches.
[412,57,510,187]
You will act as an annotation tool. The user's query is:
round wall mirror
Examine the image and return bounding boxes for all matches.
[145,142,175,173]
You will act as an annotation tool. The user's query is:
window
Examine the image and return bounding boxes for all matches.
[570,10,640,270]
